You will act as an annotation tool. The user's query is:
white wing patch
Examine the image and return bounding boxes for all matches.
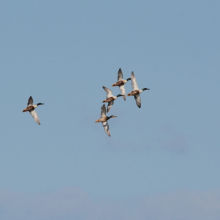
[119,85,126,101]
[30,110,41,125]
[134,94,141,108]
[103,86,113,98]
[131,72,139,91]
[102,121,110,137]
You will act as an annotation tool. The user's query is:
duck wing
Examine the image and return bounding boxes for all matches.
[131,72,139,91]
[103,86,113,98]
[101,104,106,117]
[107,101,114,113]
[30,110,41,125]
[119,85,126,101]
[102,121,110,137]
[117,68,123,81]
[27,96,33,106]
[134,94,141,108]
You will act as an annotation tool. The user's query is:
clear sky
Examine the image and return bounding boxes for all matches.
[0,0,220,219]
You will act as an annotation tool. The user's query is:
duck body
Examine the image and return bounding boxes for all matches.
[23,96,44,125]
[95,104,117,137]
[22,104,38,112]
[112,79,128,87]
[95,115,116,123]
[127,89,143,96]
[95,116,108,123]
[102,96,117,103]
[111,68,131,101]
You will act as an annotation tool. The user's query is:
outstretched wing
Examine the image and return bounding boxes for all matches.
[131,72,139,91]
[117,68,123,81]
[134,94,141,108]
[119,85,126,101]
[101,104,106,117]
[27,96,33,106]
[103,86,113,98]
[30,110,41,125]
[107,101,114,113]
[102,121,110,137]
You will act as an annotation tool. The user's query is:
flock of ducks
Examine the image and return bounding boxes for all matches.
[95,68,150,137]
[22,68,150,136]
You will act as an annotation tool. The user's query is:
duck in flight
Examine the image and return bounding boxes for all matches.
[95,104,117,137]
[127,72,150,108]
[23,96,44,125]
[102,86,123,112]
[112,68,131,101]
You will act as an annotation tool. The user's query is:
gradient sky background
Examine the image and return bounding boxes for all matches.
[0,0,220,219]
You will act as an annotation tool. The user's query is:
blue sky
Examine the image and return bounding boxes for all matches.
[0,0,220,219]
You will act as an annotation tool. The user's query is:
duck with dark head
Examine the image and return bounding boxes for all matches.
[102,86,123,112]
[112,68,131,101]
[127,72,150,108]
[22,96,44,125]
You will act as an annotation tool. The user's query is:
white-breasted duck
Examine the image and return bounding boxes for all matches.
[23,96,44,125]
[112,68,131,101]
[102,86,123,112]
[127,72,150,108]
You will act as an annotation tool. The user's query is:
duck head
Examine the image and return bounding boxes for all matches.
[107,115,117,120]
[116,94,123,98]
[37,103,44,106]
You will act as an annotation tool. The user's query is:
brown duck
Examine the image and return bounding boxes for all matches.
[102,86,123,112]
[95,104,117,137]
[127,72,150,108]
[23,96,44,125]
[112,68,131,101]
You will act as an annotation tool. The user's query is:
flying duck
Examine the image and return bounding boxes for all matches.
[112,68,131,101]
[95,104,117,137]
[22,96,44,125]
[127,72,150,108]
[102,86,123,112]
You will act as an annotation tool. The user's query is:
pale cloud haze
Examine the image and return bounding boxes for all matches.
[1,187,220,220]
